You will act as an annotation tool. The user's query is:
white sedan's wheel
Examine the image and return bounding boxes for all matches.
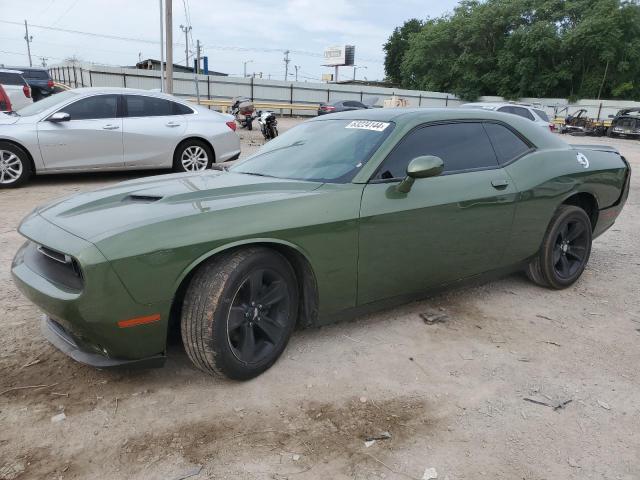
[0,143,31,188]
[181,146,208,171]
[174,140,213,173]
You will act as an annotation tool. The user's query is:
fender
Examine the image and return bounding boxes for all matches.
[172,237,316,294]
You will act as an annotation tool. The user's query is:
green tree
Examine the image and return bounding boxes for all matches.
[383,18,424,85]
[386,0,640,100]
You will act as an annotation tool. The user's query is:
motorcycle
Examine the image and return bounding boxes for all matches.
[257,110,278,140]
[230,97,255,130]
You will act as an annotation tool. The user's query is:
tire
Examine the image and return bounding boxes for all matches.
[526,205,592,289]
[606,127,614,138]
[0,142,32,188]
[246,120,253,131]
[181,247,299,380]
[173,139,213,173]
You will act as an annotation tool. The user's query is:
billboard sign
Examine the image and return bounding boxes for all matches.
[323,45,355,66]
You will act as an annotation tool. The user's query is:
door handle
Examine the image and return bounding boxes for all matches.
[491,179,509,189]
[103,124,119,130]
[166,121,181,127]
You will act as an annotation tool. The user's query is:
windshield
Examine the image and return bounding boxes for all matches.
[16,90,78,116]
[231,119,394,183]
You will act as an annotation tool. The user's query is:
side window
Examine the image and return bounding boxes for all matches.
[497,106,514,114]
[125,95,174,117]
[483,123,531,165]
[344,101,363,108]
[61,95,118,120]
[377,122,499,179]
[511,107,535,121]
[172,102,194,115]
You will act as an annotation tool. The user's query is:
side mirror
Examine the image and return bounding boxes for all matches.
[608,114,614,118]
[48,112,70,123]
[397,155,444,193]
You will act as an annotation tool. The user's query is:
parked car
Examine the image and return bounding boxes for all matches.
[0,84,12,112]
[607,107,640,138]
[318,99,369,115]
[8,67,54,101]
[0,87,240,187]
[462,102,554,131]
[0,69,32,111]
[12,108,630,379]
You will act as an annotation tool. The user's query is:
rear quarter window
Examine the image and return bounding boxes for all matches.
[483,123,532,165]
[533,109,549,122]
[0,72,25,85]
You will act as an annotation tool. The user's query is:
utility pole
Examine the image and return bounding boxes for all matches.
[24,20,33,67]
[283,50,290,81]
[195,40,201,74]
[40,57,47,67]
[243,59,253,78]
[180,24,191,68]
[294,65,300,82]
[165,0,173,93]
[159,0,164,91]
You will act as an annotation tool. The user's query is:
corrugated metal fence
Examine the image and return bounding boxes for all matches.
[50,63,640,120]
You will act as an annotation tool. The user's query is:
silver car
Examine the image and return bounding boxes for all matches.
[0,87,240,188]
[461,102,554,132]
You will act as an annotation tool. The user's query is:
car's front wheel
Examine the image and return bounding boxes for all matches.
[181,247,299,380]
[173,139,213,173]
[526,205,592,289]
[0,142,32,188]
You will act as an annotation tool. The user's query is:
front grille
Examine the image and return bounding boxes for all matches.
[24,242,84,291]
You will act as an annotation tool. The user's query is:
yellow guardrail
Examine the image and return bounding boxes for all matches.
[188,98,319,113]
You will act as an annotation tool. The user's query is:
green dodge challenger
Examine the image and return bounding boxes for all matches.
[12,108,630,379]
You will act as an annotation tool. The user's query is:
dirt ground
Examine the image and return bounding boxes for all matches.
[0,118,639,480]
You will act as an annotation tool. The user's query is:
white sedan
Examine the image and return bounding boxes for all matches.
[0,87,240,187]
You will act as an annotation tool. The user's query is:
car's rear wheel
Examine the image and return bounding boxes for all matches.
[0,142,32,188]
[526,205,592,289]
[173,139,213,173]
[181,247,298,380]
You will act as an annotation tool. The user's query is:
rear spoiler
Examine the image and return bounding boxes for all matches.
[570,144,620,155]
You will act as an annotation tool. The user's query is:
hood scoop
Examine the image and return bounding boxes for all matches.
[124,194,164,203]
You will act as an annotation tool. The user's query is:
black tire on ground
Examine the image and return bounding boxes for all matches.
[247,120,253,131]
[172,139,214,173]
[526,205,592,289]
[0,141,32,188]
[181,247,299,380]
[606,127,614,138]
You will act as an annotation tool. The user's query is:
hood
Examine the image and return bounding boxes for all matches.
[0,113,19,125]
[36,170,322,242]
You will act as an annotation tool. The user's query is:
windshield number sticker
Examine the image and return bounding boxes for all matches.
[345,120,390,132]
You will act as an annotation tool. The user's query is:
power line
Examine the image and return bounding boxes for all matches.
[0,20,383,63]
[51,0,81,27]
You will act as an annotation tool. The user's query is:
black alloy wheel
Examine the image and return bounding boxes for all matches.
[526,205,592,289]
[552,218,589,280]
[227,268,290,364]
[181,247,298,379]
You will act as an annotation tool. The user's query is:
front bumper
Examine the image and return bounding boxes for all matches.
[42,316,165,368]
[11,212,172,366]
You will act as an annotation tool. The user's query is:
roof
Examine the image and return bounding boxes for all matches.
[56,87,195,103]
[6,66,47,72]
[0,69,24,75]
[308,107,569,152]
[309,107,524,123]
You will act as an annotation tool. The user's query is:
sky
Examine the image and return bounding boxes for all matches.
[0,0,460,82]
